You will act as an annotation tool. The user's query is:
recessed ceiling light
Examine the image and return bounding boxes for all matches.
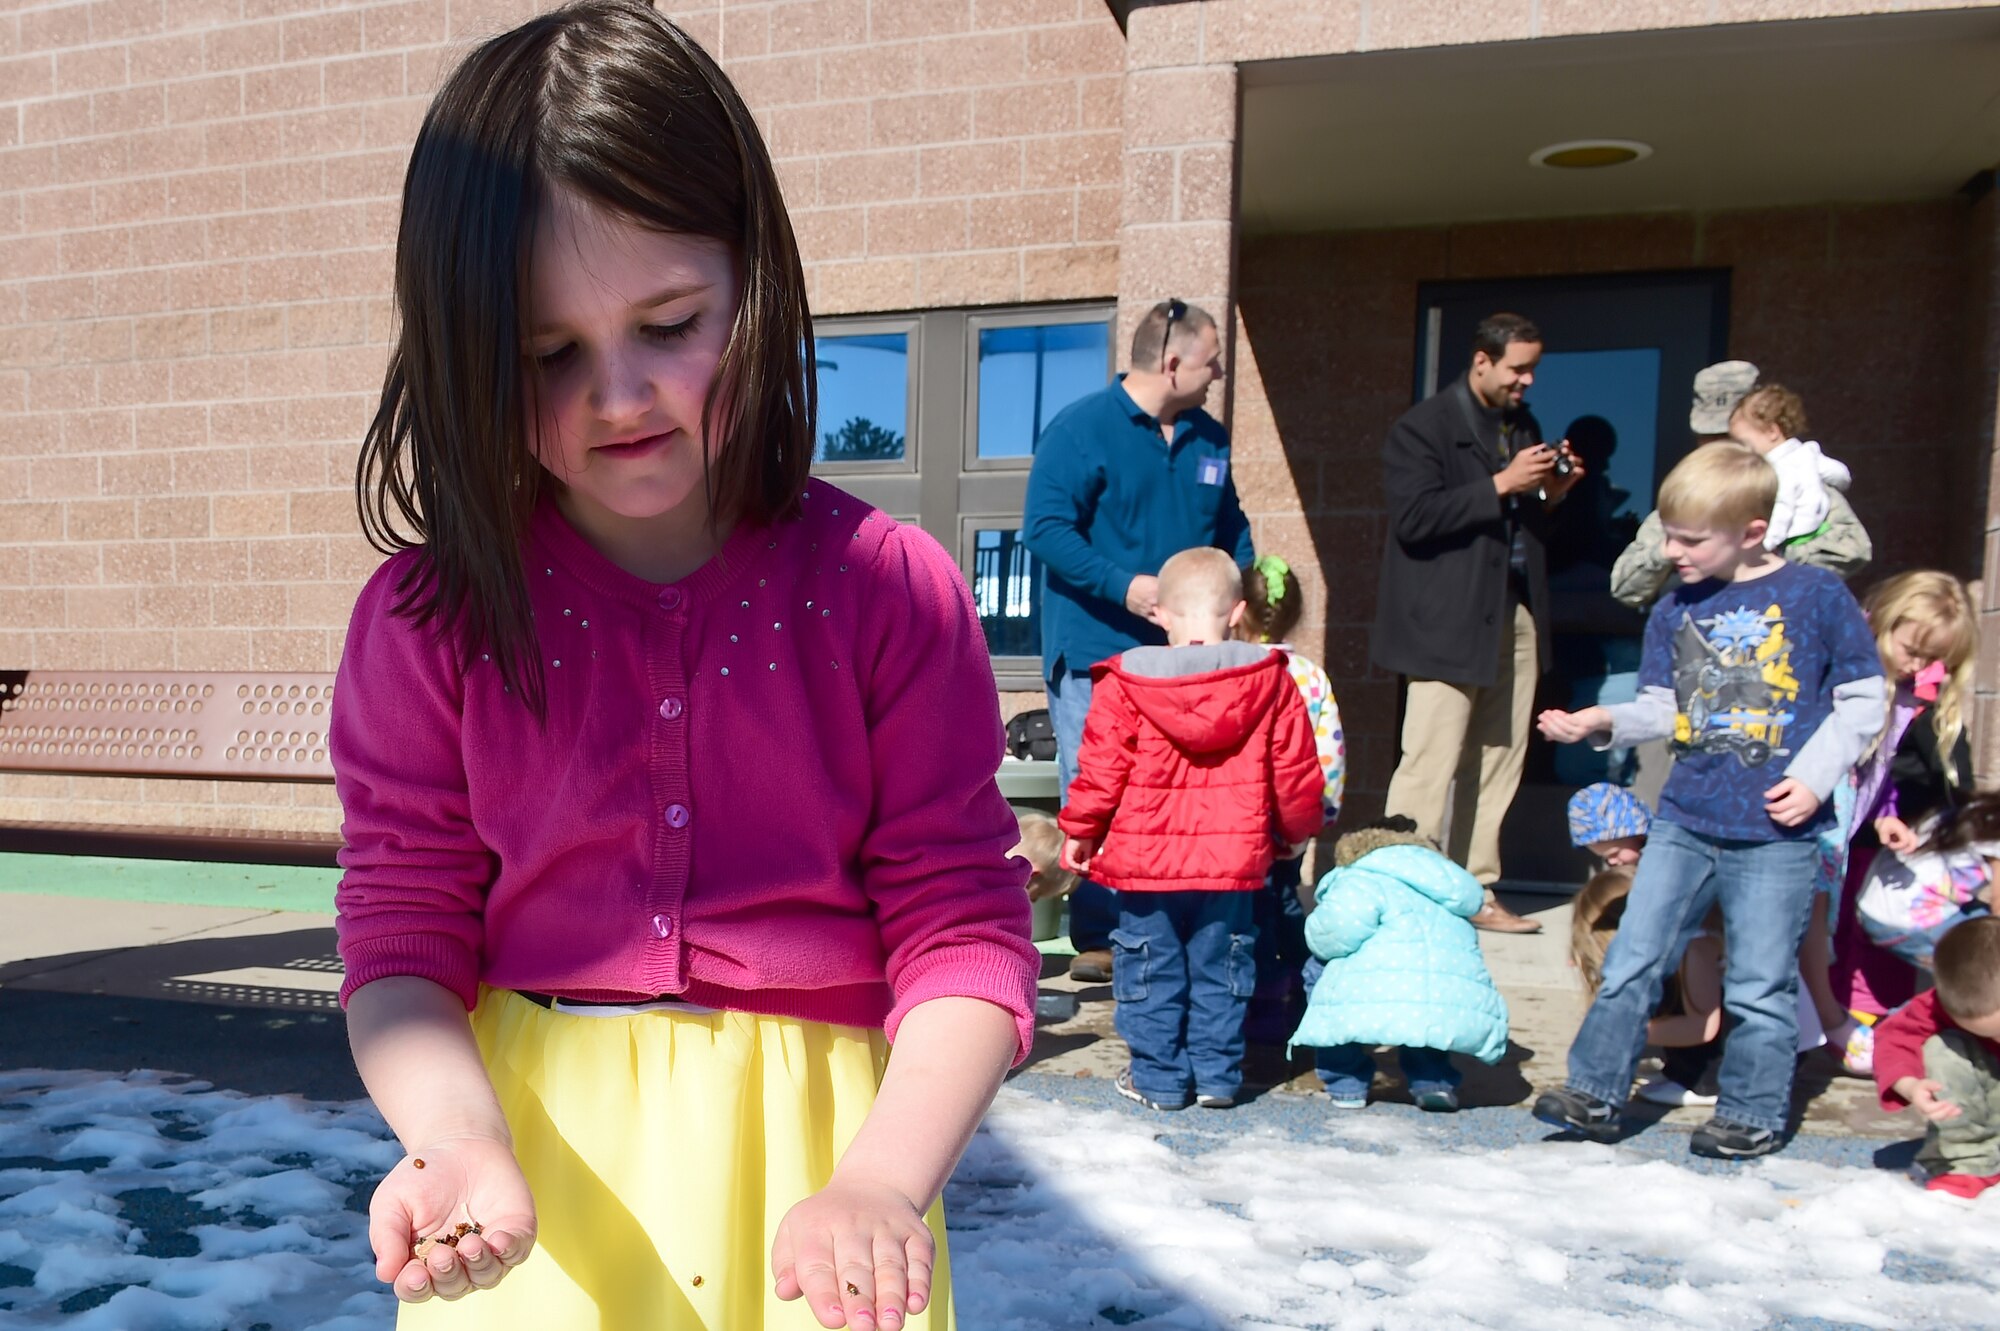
[1529,140,1653,170]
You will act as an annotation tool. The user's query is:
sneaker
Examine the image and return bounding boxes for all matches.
[1068,949,1113,984]
[1115,1067,1187,1112]
[1838,1018,1876,1077]
[1532,1087,1620,1138]
[1195,1092,1237,1109]
[1635,1076,1719,1108]
[1689,1116,1781,1160]
[1327,1093,1368,1110]
[1414,1088,1460,1113]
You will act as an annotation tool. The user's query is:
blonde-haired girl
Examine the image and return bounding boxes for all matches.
[1831,570,1979,1066]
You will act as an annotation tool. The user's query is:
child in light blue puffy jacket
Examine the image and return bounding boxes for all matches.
[1291,818,1510,1111]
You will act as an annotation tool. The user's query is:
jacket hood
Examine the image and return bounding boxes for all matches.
[1102,643,1287,754]
[1341,844,1485,917]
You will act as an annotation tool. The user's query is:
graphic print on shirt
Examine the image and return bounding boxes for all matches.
[1669,603,1801,768]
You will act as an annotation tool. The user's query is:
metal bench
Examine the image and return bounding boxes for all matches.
[0,670,340,867]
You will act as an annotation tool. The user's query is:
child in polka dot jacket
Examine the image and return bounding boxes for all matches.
[329,7,1038,1330]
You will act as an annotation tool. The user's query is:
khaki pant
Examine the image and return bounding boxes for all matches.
[1920,1030,2000,1179]
[1385,600,1537,888]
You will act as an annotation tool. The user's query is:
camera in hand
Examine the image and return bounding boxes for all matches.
[1551,449,1574,478]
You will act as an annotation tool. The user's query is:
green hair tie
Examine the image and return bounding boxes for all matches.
[1253,554,1290,607]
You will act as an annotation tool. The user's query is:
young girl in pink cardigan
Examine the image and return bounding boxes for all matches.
[331,7,1037,1328]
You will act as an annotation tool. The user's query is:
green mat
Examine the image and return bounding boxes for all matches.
[0,852,338,914]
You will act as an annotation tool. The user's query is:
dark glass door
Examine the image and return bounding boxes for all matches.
[1413,271,1730,886]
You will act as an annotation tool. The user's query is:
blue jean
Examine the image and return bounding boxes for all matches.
[1048,669,1117,951]
[1567,820,1818,1134]
[1112,891,1257,1102]
[1300,957,1460,1098]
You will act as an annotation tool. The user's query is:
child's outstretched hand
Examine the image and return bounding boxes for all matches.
[1874,815,1919,853]
[1536,705,1610,745]
[1061,836,1097,875]
[1894,1076,1963,1123]
[1763,778,1821,828]
[773,1176,934,1330]
[368,1133,537,1304]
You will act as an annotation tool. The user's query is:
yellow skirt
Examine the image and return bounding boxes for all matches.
[401,988,954,1330]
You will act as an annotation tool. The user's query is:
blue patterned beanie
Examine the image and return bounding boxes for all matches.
[1567,783,1651,847]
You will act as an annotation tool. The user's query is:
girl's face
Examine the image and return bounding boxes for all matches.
[1885,620,1941,681]
[524,187,741,539]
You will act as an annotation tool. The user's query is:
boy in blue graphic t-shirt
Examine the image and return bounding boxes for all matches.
[1533,442,1884,1160]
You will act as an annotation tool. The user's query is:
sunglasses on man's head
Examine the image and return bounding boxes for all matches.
[1159,298,1186,369]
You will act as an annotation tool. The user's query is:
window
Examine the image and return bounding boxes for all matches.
[812,303,1114,689]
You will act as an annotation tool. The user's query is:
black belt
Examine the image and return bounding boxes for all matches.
[515,989,701,1010]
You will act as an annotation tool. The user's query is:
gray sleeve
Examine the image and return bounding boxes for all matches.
[1598,685,1677,749]
[1609,511,1671,611]
[1785,675,1888,799]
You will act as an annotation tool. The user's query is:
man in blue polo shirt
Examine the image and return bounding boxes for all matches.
[1024,298,1255,981]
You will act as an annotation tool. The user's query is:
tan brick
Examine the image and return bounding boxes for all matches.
[0,503,63,543]
[789,205,867,261]
[2,233,61,280]
[973,0,1078,28]
[973,80,1075,138]
[97,176,169,226]
[137,495,209,539]
[288,488,354,534]
[20,6,92,54]
[361,95,426,149]
[1366,0,1534,49]
[245,159,321,211]
[819,42,919,99]
[60,316,133,363]
[59,225,133,273]
[101,451,171,497]
[285,580,358,626]
[919,140,1021,197]
[168,73,242,124]
[250,628,326,671]
[60,407,135,451]
[249,535,327,580]
[286,394,368,442]
[325,51,404,104]
[169,355,247,402]
[170,446,249,493]
[324,344,388,393]
[137,583,212,628]
[66,586,135,629]
[0,144,61,192]
[0,590,67,628]
[362,1,447,51]
[871,0,971,41]
[324,147,404,200]
[129,33,202,82]
[66,497,136,541]
[729,51,820,109]
[210,398,287,444]
[1023,20,1123,79]
[813,257,919,314]
[247,349,332,396]
[280,106,365,157]
[286,299,365,348]
[917,249,1019,305]
[202,21,281,72]
[867,198,968,254]
[23,93,93,144]
[212,491,290,536]
[1204,0,1363,62]
[243,255,323,303]
[31,454,100,498]
[213,583,283,628]
[0,53,57,102]
[24,275,95,322]
[965,189,1071,248]
[1122,147,1173,224]
[32,542,101,586]
[872,90,971,147]
[56,45,127,93]
[90,0,170,43]
[1126,66,1235,149]
[245,65,321,115]
[57,136,128,185]
[132,403,206,448]
[918,30,1026,88]
[1078,74,1121,130]
[166,168,245,218]
[28,365,93,412]
[770,100,869,156]
[92,85,164,141]
[715,3,769,58]
[97,359,172,407]
[280,11,362,63]
[32,630,109,669]
[818,148,919,207]
[174,628,250,669]
[24,185,94,233]
[768,0,865,52]
[1024,129,1119,190]
[201,118,271,168]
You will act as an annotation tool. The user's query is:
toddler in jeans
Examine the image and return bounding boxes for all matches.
[1061,547,1324,1110]
[1535,443,1884,1160]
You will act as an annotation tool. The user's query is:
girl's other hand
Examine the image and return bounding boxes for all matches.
[1875,816,1919,853]
[1061,836,1097,874]
[773,1177,934,1330]
[368,1134,537,1304]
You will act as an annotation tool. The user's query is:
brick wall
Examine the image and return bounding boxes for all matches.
[0,0,1125,833]
[1236,198,1989,818]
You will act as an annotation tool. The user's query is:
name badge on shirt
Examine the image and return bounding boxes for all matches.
[1197,456,1227,487]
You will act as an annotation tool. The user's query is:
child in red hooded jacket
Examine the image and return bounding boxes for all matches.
[1061,546,1325,1111]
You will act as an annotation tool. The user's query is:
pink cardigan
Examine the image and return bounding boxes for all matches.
[332,481,1039,1061]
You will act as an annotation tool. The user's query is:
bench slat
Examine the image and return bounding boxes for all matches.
[0,670,336,783]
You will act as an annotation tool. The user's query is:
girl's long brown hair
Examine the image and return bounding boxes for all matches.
[356,1,814,714]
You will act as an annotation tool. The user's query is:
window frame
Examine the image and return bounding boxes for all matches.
[811,300,1117,692]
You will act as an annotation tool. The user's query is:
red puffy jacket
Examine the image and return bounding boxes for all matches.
[1059,643,1325,893]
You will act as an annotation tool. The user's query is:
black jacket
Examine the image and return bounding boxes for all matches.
[1369,379,1554,687]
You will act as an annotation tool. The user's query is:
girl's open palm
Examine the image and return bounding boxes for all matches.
[773,1177,934,1330]
[368,1134,537,1304]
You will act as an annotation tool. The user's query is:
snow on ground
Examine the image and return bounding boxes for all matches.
[3,1068,1998,1330]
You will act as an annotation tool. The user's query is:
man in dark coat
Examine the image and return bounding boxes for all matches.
[1370,313,1584,932]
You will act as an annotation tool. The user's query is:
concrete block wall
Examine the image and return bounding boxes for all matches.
[0,0,1125,833]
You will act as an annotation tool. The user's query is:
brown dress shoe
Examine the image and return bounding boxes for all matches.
[1469,902,1542,934]
[1068,948,1114,982]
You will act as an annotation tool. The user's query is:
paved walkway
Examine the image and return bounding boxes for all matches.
[0,864,1904,1139]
